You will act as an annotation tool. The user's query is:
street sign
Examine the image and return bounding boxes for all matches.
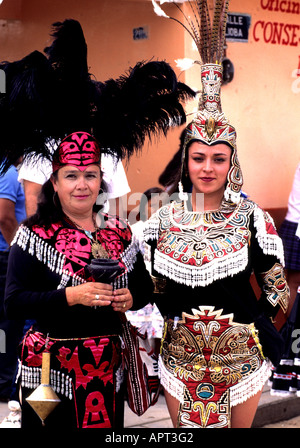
[226,13,251,43]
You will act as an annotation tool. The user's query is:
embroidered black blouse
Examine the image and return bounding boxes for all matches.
[144,198,289,325]
[5,213,153,338]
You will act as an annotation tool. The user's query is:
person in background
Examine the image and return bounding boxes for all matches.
[0,158,26,425]
[277,163,300,313]
[269,162,300,398]
[127,187,168,354]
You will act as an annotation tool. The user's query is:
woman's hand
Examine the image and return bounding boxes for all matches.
[111,288,133,313]
[66,282,113,307]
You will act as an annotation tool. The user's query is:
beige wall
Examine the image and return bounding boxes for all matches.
[183,0,300,209]
[1,0,300,211]
[225,0,300,209]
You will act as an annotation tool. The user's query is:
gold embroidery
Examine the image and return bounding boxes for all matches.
[260,263,289,313]
[193,401,217,427]
[162,307,262,385]
[161,307,267,428]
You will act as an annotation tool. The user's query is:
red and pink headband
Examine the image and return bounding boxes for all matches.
[52,132,101,172]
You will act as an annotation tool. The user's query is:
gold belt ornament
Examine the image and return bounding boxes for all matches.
[26,351,61,426]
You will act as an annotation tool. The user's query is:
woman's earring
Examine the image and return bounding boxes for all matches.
[96,188,108,209]
[178,181,188,201]
[223,184,240,204]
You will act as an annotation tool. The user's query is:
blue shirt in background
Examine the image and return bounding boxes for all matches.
[0,165,26,251]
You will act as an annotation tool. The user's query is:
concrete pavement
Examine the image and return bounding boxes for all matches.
[1,383,300,428]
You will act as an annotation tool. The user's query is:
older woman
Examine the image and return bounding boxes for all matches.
[4,132,153,428]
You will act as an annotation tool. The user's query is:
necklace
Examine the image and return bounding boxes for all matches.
[64,214,110,259]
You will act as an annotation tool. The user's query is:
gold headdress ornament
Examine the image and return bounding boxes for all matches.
[152,0,243,204]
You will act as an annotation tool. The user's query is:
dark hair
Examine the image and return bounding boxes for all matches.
[23,176,61,228]
[158,129,186,195]
[23,171,107,228]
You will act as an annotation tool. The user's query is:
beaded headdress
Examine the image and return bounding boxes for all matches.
[52,132,101,172]
[152,0,243,204]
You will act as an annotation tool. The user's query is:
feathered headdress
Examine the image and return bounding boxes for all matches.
[0,19,195,173]
[152,0,242,204]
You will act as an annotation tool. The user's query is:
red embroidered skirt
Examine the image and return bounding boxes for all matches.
[159,307,270,428]
[19,330,123,428]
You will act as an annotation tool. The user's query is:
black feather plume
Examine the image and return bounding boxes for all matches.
[0,51,54,171]
[44,19,89,81]
[92,60,195,159]
[0,19,195,172]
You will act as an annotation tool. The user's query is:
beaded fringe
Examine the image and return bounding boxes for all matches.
[12,226,85,288]
[143,217,160,243]
[159,356,271,408]
[230,360,271,407]
[121,239,139,273]
[144,205,285,288]
[12,225,137,290]
[18,361,73,400]
[153,244,249,288]
[113,272,128,290]
[13,226,66,275]
[158,356,185,403]
[143,212,250,288]
[224,187,241,205]
[115,364,125,393]
[253,207,285,265]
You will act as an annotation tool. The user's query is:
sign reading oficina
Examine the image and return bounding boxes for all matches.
[226,13,251,43]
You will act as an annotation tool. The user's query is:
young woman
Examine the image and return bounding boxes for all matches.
[149,0,289,428]
[145,134,289,428]
[4,132,153,429]
[144,62,289,428]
